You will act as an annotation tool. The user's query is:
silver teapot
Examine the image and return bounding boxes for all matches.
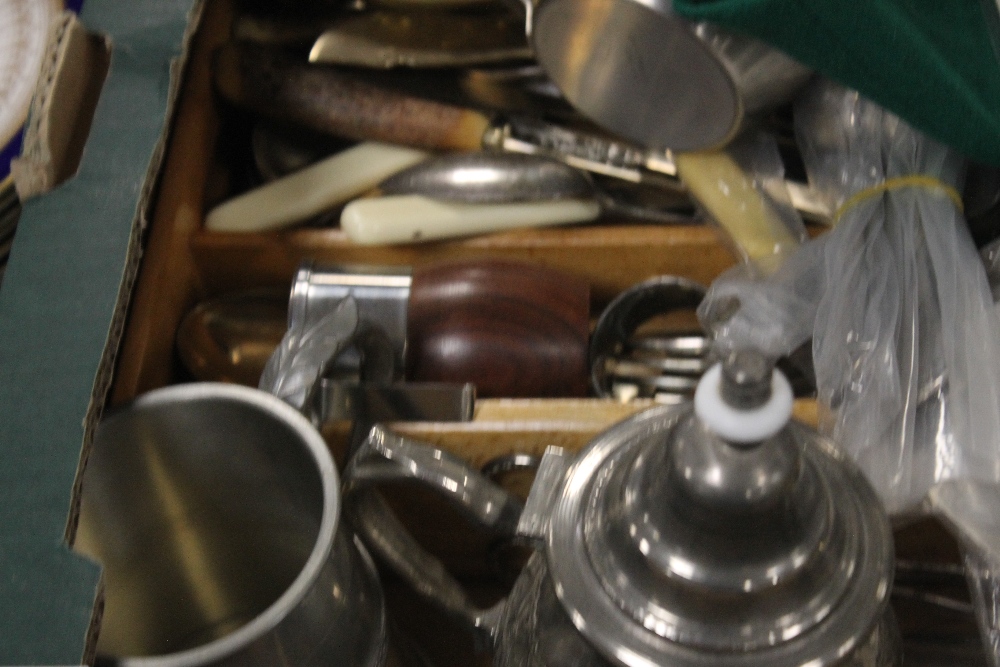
[344,350,901,667]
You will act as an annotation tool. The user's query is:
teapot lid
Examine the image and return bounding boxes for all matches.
[541,351,893,667]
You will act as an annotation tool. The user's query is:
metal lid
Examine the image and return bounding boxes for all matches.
[545,352,893,667]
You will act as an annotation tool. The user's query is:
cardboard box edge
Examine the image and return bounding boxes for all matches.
[0,0,205,662]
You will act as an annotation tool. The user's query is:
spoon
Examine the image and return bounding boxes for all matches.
[341,152,697,245]
[377,151,593,203]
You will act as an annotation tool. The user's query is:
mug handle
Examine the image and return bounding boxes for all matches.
[342,425,525,644]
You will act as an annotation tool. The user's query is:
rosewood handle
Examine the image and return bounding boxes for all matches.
[178,261,591,397]
[212,42,489,151]
[407,259,590,397]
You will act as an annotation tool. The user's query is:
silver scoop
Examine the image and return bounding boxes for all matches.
[378,151,696,223]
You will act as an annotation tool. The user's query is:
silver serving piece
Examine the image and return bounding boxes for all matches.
[379,151,595,204]
[378,152,695,224]
[75,383,389,666]
[482,115,830,223]
[588,275,708,400]
[343,350,901,666]
[507,0,812,154]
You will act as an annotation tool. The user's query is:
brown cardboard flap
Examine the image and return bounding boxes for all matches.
[12,11,110,200]
[0,0,205,663]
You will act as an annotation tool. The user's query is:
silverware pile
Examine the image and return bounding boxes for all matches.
[603,332,712,403]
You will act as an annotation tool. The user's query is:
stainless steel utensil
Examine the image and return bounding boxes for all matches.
[602,333,713,403]
[628,333,712,357]
[588,275,707,397]
[380,151,695,217]
[379,151,594,203]
[214,43,831,222]
[74,383,389,666]
[343,351,901,666]
[513,0,812,152]
[356,152,695,241]
[603,354,709,378]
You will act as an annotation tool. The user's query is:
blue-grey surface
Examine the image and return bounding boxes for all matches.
[0,0,197,662]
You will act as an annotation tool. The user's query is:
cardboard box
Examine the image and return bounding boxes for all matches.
[0,0,204,662]
[0,0,734,660]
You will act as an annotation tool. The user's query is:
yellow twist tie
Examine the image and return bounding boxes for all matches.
[833,175,964,224]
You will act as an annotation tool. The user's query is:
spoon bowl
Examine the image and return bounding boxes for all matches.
[378,151,594,203]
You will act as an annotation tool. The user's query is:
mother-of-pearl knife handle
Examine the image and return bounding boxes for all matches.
[340,194,601,245]
[674,150,803,274]
[205,142,428,233]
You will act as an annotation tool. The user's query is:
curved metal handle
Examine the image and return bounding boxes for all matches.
[588,275,707,396]
[342,425,524,644]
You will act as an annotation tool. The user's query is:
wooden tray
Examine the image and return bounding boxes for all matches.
[108,0,742,406]
[103,1,985,665]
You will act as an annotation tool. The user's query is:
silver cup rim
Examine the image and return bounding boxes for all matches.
[98,382,341,667]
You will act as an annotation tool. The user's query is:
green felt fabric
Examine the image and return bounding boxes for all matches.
[672,0,1000,166]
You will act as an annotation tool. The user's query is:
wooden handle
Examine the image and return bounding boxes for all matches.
[407,260,591,398]
[213,42,489,151]
[177,260,592,397]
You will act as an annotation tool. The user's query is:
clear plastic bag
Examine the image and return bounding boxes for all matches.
[701,81,1000,662]
[701,79,1000,517]
[930,480,1000,664]
[258,295,360,415]
[967,546,1000,665]
[698,234,824,358]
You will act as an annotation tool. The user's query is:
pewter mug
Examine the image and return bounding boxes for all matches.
[75,383,387,666]
[343,356,901,667]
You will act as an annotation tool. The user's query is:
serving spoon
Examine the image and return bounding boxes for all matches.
[342,151,696,244]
